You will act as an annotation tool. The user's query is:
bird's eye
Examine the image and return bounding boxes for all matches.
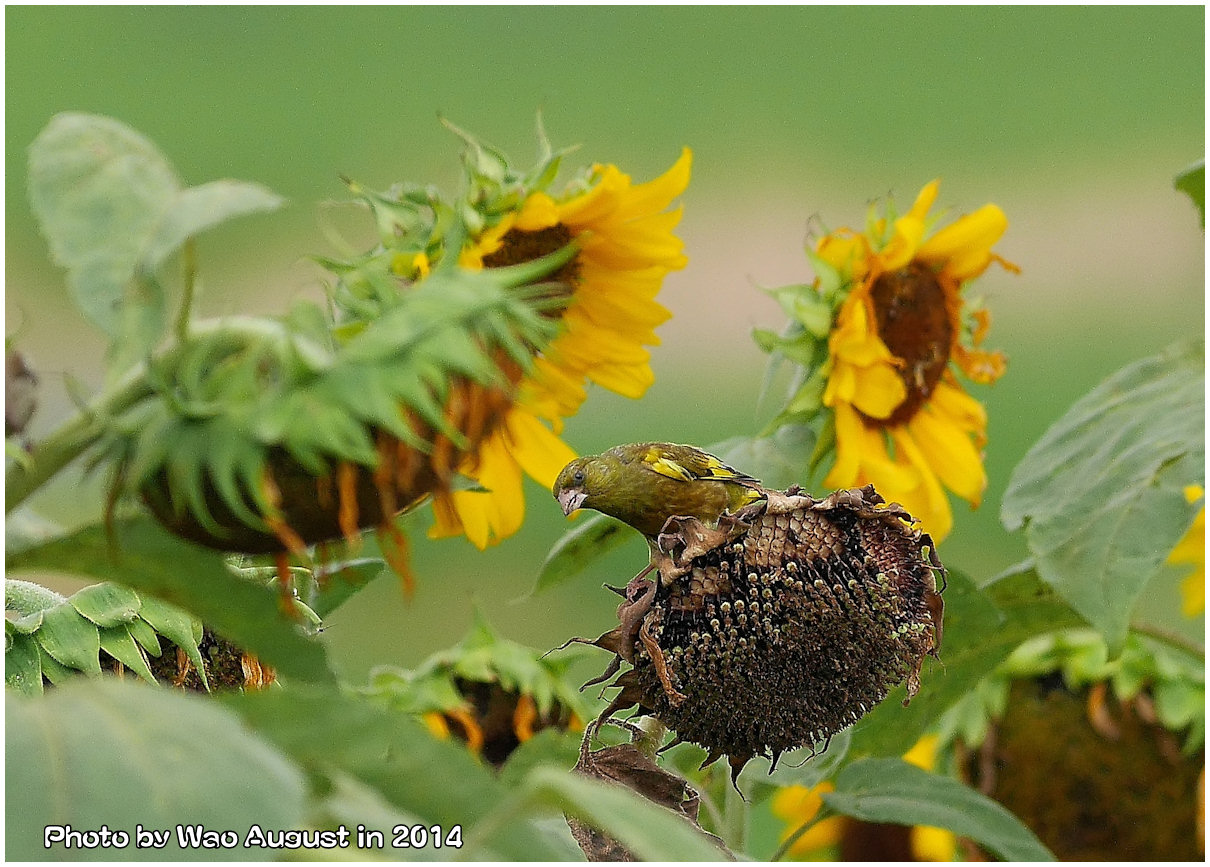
[573,469,585,485]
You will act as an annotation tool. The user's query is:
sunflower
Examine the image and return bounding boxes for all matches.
[428,150,693,548]
[817,180,1016,541]
[1169,484,1205,617]
[364,613,586,767]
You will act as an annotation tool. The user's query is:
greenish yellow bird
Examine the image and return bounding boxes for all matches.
[552,442,766,539]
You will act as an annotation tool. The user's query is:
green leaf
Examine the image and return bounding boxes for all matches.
[38,644,76,685]
[6,516,335,685]
[306,558,388,619]
[26,113,282,365]
[227,686,569,860]
[70,582,142,627]
[714,425,816,490]
[1001,338,1204,649]
[28,112,179,340]
[521,765,731,861]
[4,630,44,696]
[1175,160,1205,227]
[126,616,162,657]
[498,728,584,788]
[137,596,207,687]
[823,758,1054,861]
[145,180,283,268]
[34,602,102,675]
[535,513,632,593]
[7,678,306,861]
[98,625,158,684]
[848,567,1084,758]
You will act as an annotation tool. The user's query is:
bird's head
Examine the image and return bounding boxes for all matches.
[552,455,600,516]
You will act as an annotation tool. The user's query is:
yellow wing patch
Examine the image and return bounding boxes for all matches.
[641,445,750,483]
[645,454,695,482]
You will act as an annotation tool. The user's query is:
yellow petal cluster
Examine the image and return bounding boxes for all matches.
[1169,484,1205,617]
[819,180,1015,541]
[431,150,692,548]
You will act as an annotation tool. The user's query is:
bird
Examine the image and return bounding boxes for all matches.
[552,441,766,544]
[553,442,769,705]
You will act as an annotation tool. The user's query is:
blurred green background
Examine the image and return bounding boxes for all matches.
[6,7,1204,682]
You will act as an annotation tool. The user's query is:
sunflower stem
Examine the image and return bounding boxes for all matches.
[633,717,667,761]
[174,238,199,342]
[4,578,68,615]
[4,368,155,514]
[1130,622,1204,659]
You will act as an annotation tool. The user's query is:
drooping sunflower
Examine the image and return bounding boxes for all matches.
[363,612,586,767]
[427,150,693,548]
[100,126,690,599]
[815,180,1016,541]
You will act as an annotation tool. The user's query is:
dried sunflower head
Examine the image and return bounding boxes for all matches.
[574,485,943,782]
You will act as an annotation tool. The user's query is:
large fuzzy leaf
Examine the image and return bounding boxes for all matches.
[7,678,306,861]
[227,686,570,860]
[27,113,280,366]
[823,758,1054,861]
[1002,338,1204,649]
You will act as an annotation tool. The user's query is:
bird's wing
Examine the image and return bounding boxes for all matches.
[639,444,759,485]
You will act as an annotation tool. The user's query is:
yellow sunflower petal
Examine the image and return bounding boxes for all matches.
[954,344,1008,385]
[850,363,909,421]
[556,164,631,226]
[918,203,1008,281]
[816,230,871,279]
[911,825,959,862]
[613,147,692,216]
[557,307,655,366]
[576,289,672,336]
[830,296,896,367]
[1169,487,1204,617]
[460,213,516,267]
[585,361,656,399]
[825,404,920,494]
[522,356,588,422]
[427,490,465,540]
[888,427,954,541]
[905,399,987,507]
[771,783,844,855]
[880,179,939,270]
[502,408,578,488]
[441,430,525,550]
[422,711,451,739]
[513,191,561,231]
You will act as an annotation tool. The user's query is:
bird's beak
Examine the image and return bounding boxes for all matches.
[557,488,588,516]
